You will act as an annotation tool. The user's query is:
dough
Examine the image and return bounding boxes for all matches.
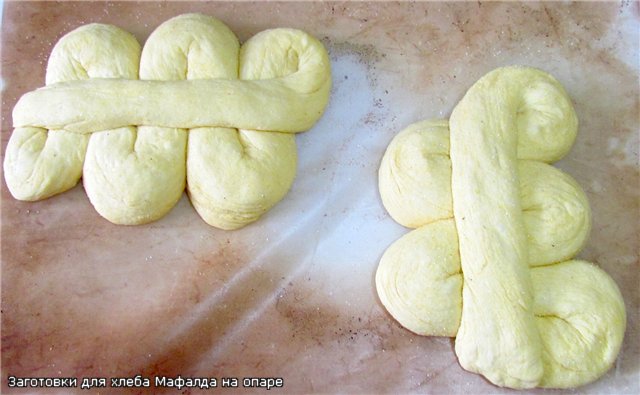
[379,122,592,266]
[11,21,331,135]
[376,219,462,337]
[377,157,593,336]
[377,232,626,389]
[80,23,186,225]
[186,21,304,229]
[378,119,452,228]
[376,67,626,389]
[5,14,331,227]
[3,24,137,201]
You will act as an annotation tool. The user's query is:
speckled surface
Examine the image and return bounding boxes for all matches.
[1,1,638,394]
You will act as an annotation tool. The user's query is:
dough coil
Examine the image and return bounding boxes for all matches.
[376,67,626,389]
[5,14,331,228]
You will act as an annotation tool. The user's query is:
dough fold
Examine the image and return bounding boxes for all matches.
[376,227,626,388]
[12,20,331,135]
[5,14,331,227]
[81,22,187,225]
[376,67,625,389]
[379,121,592,266]
[450,68,547,388]
[4,24,139,201]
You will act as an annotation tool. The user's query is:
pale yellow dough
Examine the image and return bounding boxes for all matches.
[379,122,592,266]
[5,14,331,227]
[378,119,452,228]
[4,24,138,201]
[12,21,331,135]
[376,67,626,389]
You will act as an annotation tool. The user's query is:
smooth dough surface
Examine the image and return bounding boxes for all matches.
[378,106,577,227]
[378,119,452,228]
[376,219,461,337]
[187,23,306,229]
[377,66,625,389]
[451,67,586,388]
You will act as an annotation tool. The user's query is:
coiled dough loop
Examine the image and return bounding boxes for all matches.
[379,120,592,266]
[82,21,188,225]
[376,222,625,388]
[5,14,331,227]
[11,20,331,134]
[376,67,625,389]
[3,24,140,201]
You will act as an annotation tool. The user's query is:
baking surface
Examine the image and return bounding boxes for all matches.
[1,1,638,393]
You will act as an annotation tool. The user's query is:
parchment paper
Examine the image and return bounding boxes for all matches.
[2,2,638,394]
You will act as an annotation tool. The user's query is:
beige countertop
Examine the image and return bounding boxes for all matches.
[1,1,638,393]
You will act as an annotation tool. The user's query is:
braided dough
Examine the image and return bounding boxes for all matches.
[5,14,331,228]
[377,67,626,389]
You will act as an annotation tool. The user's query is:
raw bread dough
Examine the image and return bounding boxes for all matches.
[3,24,137,201]
[5,14,331,227]
[186,20,304,229]
[12,19,331,135]
[81,23,186,225]
[376,67,626,389]
[379,122,592,266]
[376,219,462,337]
[377,231,626,389]
[378,119,452,228]
[377,157,593,337]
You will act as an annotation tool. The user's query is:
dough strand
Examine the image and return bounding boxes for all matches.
[450,68,543,388]
[377,67,626,389]
[81,21,187,225]
[3,23,138,201]
[5,14,331,227]
[12,18,331,136]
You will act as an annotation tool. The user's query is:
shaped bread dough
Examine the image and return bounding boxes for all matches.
[11,19,331,135]
[5,14,331,227]
[80,23,187,225]
[379,121,592,266]
[377,219,462,337]
[377,227,626,388]
[3,24,139,200]
[376,67,626,389]
[377,156,593,337]
[378,119,452,228]
[185,20,304,229]
[450,69,572,388]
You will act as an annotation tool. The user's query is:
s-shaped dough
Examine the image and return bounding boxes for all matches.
[5,14,331,227]
[376,67,626,389]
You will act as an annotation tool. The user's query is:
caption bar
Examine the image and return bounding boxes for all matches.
[7,375,284,390]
